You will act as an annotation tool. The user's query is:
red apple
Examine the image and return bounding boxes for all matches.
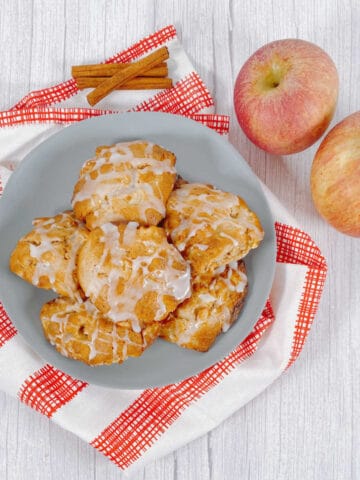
[234,39,339,155]
[310,112,360,237]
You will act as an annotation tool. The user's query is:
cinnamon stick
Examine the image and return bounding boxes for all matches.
[72,63,168,78]
[76,76,172,90]
[87,47,169,106]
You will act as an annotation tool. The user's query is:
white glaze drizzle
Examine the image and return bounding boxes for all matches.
[214,264,226,275]
[30,217,58,288]
[219,306,232,332]
[85,223,191,332]
[198,293,216,302]
[175,262,248,343]
[72,141,176,224]
[29,213,86,296]
[123,221,139,245]
[176,242,186,252]
[167,183,263,255]
[45,299,144,364]
[221,265,247,294]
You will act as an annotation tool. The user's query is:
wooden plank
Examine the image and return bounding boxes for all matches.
[0,0,359,479]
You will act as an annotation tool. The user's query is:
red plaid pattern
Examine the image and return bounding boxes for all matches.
[0,303,17,347]
[190,113,230,135]
[276,222,326,269]
[0,25,328,472]
[133,73,214,115]
[105,25,176,65]
[91,301,274,469]
[275,223,327,368]
[0,106,111,127]
[11,79,79,111]
[287,264,326,368]
[0,108,228,134]
[18,365,87,417]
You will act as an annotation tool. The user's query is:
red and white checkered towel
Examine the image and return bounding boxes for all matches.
[0,26,327,474]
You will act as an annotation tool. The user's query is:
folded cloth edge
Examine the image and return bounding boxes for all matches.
[0,24,328,473]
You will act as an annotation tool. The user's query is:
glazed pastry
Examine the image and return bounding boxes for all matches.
[40,297,160,366]
[160,260,248,352]
[9,137,266,366]
[77,222,191,332]
[165,180,264,276]
[72,140,177,229]
[9,211,89,299]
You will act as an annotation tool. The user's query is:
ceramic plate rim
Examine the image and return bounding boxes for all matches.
[0,112,276,389]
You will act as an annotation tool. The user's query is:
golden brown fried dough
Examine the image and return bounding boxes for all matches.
[40,297,160,365]
[9,211,89,299]
[160,261,248,352]
[72,140,177,229]
[77,222,191,332]
[165,181,264,276]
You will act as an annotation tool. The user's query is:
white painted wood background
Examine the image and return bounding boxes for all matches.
[0,1,359,479]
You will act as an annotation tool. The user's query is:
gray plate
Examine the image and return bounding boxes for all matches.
[0,112,275,389]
